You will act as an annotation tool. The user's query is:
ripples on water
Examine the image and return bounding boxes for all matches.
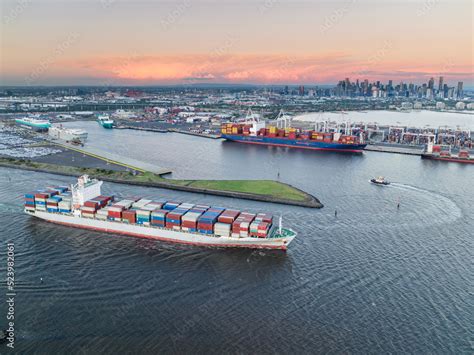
[0,126,472,353]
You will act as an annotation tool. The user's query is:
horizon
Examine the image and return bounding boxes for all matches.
[1,0,473,86]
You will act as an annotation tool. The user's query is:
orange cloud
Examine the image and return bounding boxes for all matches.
[57,54,473,85]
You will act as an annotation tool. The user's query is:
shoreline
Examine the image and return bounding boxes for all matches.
[0,159,323,208]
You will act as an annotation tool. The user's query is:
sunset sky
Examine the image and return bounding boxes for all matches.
[1,0,472,86]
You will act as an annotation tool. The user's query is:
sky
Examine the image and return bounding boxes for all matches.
[0,0,472,86]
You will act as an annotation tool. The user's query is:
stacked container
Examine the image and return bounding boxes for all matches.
[46,195,62,213]
[132,199,152,209]
[122,210,136,224]
[197,209,223,234]
[58,193,72,213]
[181,210,203,232]
[135,209,151,225]
[232,212,256,238]
[34,191,49,211]
[166,208,189,230]
[96,207,109,220]
[214,222,232,237]
[218,209,240,224]
[163,201,180,211]
[151,209,168,227]
[24,192,36,212]
[108,204,125,220]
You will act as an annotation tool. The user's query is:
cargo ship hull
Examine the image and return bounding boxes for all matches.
[222,134,366,153]
[421,154,474,164]
[27,210,294,250]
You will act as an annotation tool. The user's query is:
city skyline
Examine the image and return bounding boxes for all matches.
[1,0,473,86]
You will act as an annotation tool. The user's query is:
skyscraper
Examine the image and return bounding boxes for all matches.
[428,77,435,90]
[457,82,463,99]
[438,76,443,92]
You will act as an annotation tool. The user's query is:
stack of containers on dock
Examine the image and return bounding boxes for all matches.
[24,192,36,212]
[46,195,62,213]
[34,191,49,211]
[151,209,167,227]
[166,207,189,230]
[232,212,256,238]
[197,208,224,234]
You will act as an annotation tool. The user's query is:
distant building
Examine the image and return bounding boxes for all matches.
[466,103,474,110]
[455,101,466,110]
[438,76,443,92]
[401,102,413,110]
[413,102,423,109]
[457,82,464,99]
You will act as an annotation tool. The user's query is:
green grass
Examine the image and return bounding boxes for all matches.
[0,158,312,203]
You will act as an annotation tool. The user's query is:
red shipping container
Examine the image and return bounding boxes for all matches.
[108,210,122,218]
[84,200,100,208]
[182,220,197,228]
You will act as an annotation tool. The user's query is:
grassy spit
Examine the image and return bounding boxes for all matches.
[0,158,322,207]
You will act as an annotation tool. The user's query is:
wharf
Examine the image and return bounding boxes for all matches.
[116,125,220,139]
[49,141,172,175]
[365,144,423,156]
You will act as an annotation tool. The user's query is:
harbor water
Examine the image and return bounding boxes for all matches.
[0,120,472,353]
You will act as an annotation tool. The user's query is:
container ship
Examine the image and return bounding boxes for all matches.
[97,114,114,129]
[422,142,474,164]
[24,175,296,250]
[221,121,367,153]
[15,116,51,132]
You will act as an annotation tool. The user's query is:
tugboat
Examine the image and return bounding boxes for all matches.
[370,176,390,186]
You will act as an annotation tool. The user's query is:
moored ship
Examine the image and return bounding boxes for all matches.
[15,116,51,131]
[221,119,366,153]
[97,114,114,129]
[422,141,474,164]
[24,175,296,250]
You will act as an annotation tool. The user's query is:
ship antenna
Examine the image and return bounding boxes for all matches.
[279,215,282,234]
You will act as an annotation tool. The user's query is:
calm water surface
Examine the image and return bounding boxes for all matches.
[0,121,472,353]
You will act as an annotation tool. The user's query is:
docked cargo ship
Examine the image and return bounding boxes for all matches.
[221,121,367,153]
[97,114,114,129]
[422,142,474,164]
[48,125,88,143]
[15,116,51,132]
[24,176,296,250]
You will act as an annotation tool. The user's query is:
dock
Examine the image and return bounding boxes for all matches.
[365,144,423,156]
[50,141,172,175]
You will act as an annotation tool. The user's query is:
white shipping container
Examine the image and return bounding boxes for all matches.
[95,214,107,220]
[231,233,240,238]
[35,206,46,211]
